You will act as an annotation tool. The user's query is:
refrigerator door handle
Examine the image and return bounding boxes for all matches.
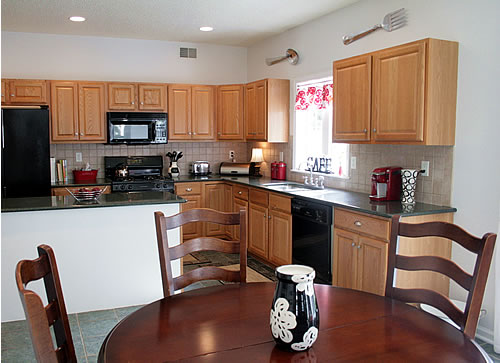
[1,118,4,149]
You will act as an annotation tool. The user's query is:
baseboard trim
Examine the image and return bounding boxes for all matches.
[476,325,494,345]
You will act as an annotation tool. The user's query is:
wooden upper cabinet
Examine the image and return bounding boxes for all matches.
[168,84,215,140]
[6,79,48,104]
[217,85,244,140]
[1,80,6,103]
[168,85,192,140]
[191,85,215,140]
[333,55,372,142]
[51,81,106,143]
[138,84,166,111]
[372,42,425,142]
[78,83,106,142]
[108,83,136,110]
[333,38,458,145]
[51,82,79,142]
[245,79,289,142]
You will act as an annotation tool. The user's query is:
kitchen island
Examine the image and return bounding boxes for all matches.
[1,191,185,322]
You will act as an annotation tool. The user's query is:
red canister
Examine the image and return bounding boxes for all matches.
[276,162,286,180]
[271,162,278,179]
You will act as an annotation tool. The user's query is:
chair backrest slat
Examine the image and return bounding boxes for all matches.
[155,208,247,297]
[387,215,496,339]
[395,255,473,290]
[15,245,77,363]
[173,266,241,291]
[169,237,240,260]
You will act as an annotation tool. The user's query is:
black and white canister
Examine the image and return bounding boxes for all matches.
[270,265,319,352]
[401,169,420,204]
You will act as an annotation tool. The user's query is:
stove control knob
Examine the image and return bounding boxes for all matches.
[155,183,161,189]
[120,185,126,191]
[127,185,133,190]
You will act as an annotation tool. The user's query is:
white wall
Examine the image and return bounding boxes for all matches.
[1,32,247,84]
[247,0,500,339]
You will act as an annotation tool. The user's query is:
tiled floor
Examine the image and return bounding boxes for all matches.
[2,252,498,362]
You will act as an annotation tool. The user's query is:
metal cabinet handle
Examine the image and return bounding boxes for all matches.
[218,132,221,135]
[80,133,84,136]
[74,133,78,136]
[238,191,242,195]
[351,242,356,247]
[268,215,271,219]
[141,102,144,105]
[373,128,377,132]
[354,221,362,227]
[363,128,367,133]
[186,188,192,192]
[10,94,14,97]
[357,245,362,249]
[131,101,135,105]
[193,132,196,135]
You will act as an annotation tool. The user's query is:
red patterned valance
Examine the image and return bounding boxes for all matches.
[295,83,333,111]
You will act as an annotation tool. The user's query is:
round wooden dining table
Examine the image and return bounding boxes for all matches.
[98,282,486,362]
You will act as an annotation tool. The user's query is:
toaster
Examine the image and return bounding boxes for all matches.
[190,161,210,175]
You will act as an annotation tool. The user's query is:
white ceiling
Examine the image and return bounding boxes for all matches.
[1,0,359,47]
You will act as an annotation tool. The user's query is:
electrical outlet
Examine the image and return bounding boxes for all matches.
[229,150,235,159]
[350,156,357,170]
[421,160,430,177]
[76,152,82,162]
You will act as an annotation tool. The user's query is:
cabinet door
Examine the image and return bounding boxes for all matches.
[233,197,248,241]
[8,80,47,104]
[108,83,136,110]
[168,85,192,140]
[333,228,358,289]
[248,203,268,259]
[203,183,225,236]
[180,195,203,240]
[192,86,215,140]
[1,80,6,103]
[268,209,292,266]
[217,85,244,140]
[333,55,372,142]
[51,82,79,142]
[244,83,256,138]
[223,184,234,239]
[254,80,267,140]
[357,236,388,296]
[138,84,166,111]
[78,82,106,142]
[372,42,425,142]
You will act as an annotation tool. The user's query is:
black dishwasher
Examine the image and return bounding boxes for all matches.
[292,198,332,285]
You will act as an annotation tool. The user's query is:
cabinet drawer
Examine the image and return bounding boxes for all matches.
[334,209,390,241]
[249,188,268,207]
[233,185,249,200]
[269,193,291,214]
[175,182,202,196]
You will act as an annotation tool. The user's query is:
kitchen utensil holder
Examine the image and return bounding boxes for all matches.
[401,169,419,204]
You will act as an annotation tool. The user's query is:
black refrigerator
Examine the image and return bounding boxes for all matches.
[1,107,51,198]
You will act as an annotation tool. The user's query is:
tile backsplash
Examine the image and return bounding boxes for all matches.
[50,142,249,179]
[53,140,453,206]
[248,139,454,206]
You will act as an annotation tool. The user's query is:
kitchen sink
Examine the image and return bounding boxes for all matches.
[262,182,322,192]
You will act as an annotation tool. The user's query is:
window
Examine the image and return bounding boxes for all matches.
[293,78,349,178]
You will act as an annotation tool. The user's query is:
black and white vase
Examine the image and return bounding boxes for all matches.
[270,265,319,352]
[401,169,420,204]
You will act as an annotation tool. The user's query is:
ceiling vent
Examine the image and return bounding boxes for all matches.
[180,47,197,59]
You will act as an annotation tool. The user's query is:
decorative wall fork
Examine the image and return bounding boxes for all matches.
[342,8,407,45]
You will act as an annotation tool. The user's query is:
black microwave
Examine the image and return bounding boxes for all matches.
[107,112,168,144]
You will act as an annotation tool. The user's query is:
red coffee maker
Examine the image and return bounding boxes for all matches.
[369,166,402,202]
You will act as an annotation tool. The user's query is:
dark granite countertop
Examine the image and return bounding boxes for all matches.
[2,191,185,213]
[172,174,456,218]
[51,178,111,188]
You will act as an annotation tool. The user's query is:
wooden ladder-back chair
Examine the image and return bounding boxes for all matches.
[15,244,77,363]
[155,208,247,297]
[386,216,497,339]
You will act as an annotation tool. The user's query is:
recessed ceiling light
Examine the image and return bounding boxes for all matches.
[69,16,86,22]
[200,26,214,32]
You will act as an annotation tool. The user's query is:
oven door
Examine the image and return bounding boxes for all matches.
[109,121,154,144]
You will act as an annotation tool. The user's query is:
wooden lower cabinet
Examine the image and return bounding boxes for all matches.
[333,228,388,296]
[248,203,269,259]
[268,209,292,266]
[175,183,203,241]
[233,197,248,241]
[204,183,226,236]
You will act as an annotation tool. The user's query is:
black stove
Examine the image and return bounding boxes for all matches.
[105,156,174,193]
